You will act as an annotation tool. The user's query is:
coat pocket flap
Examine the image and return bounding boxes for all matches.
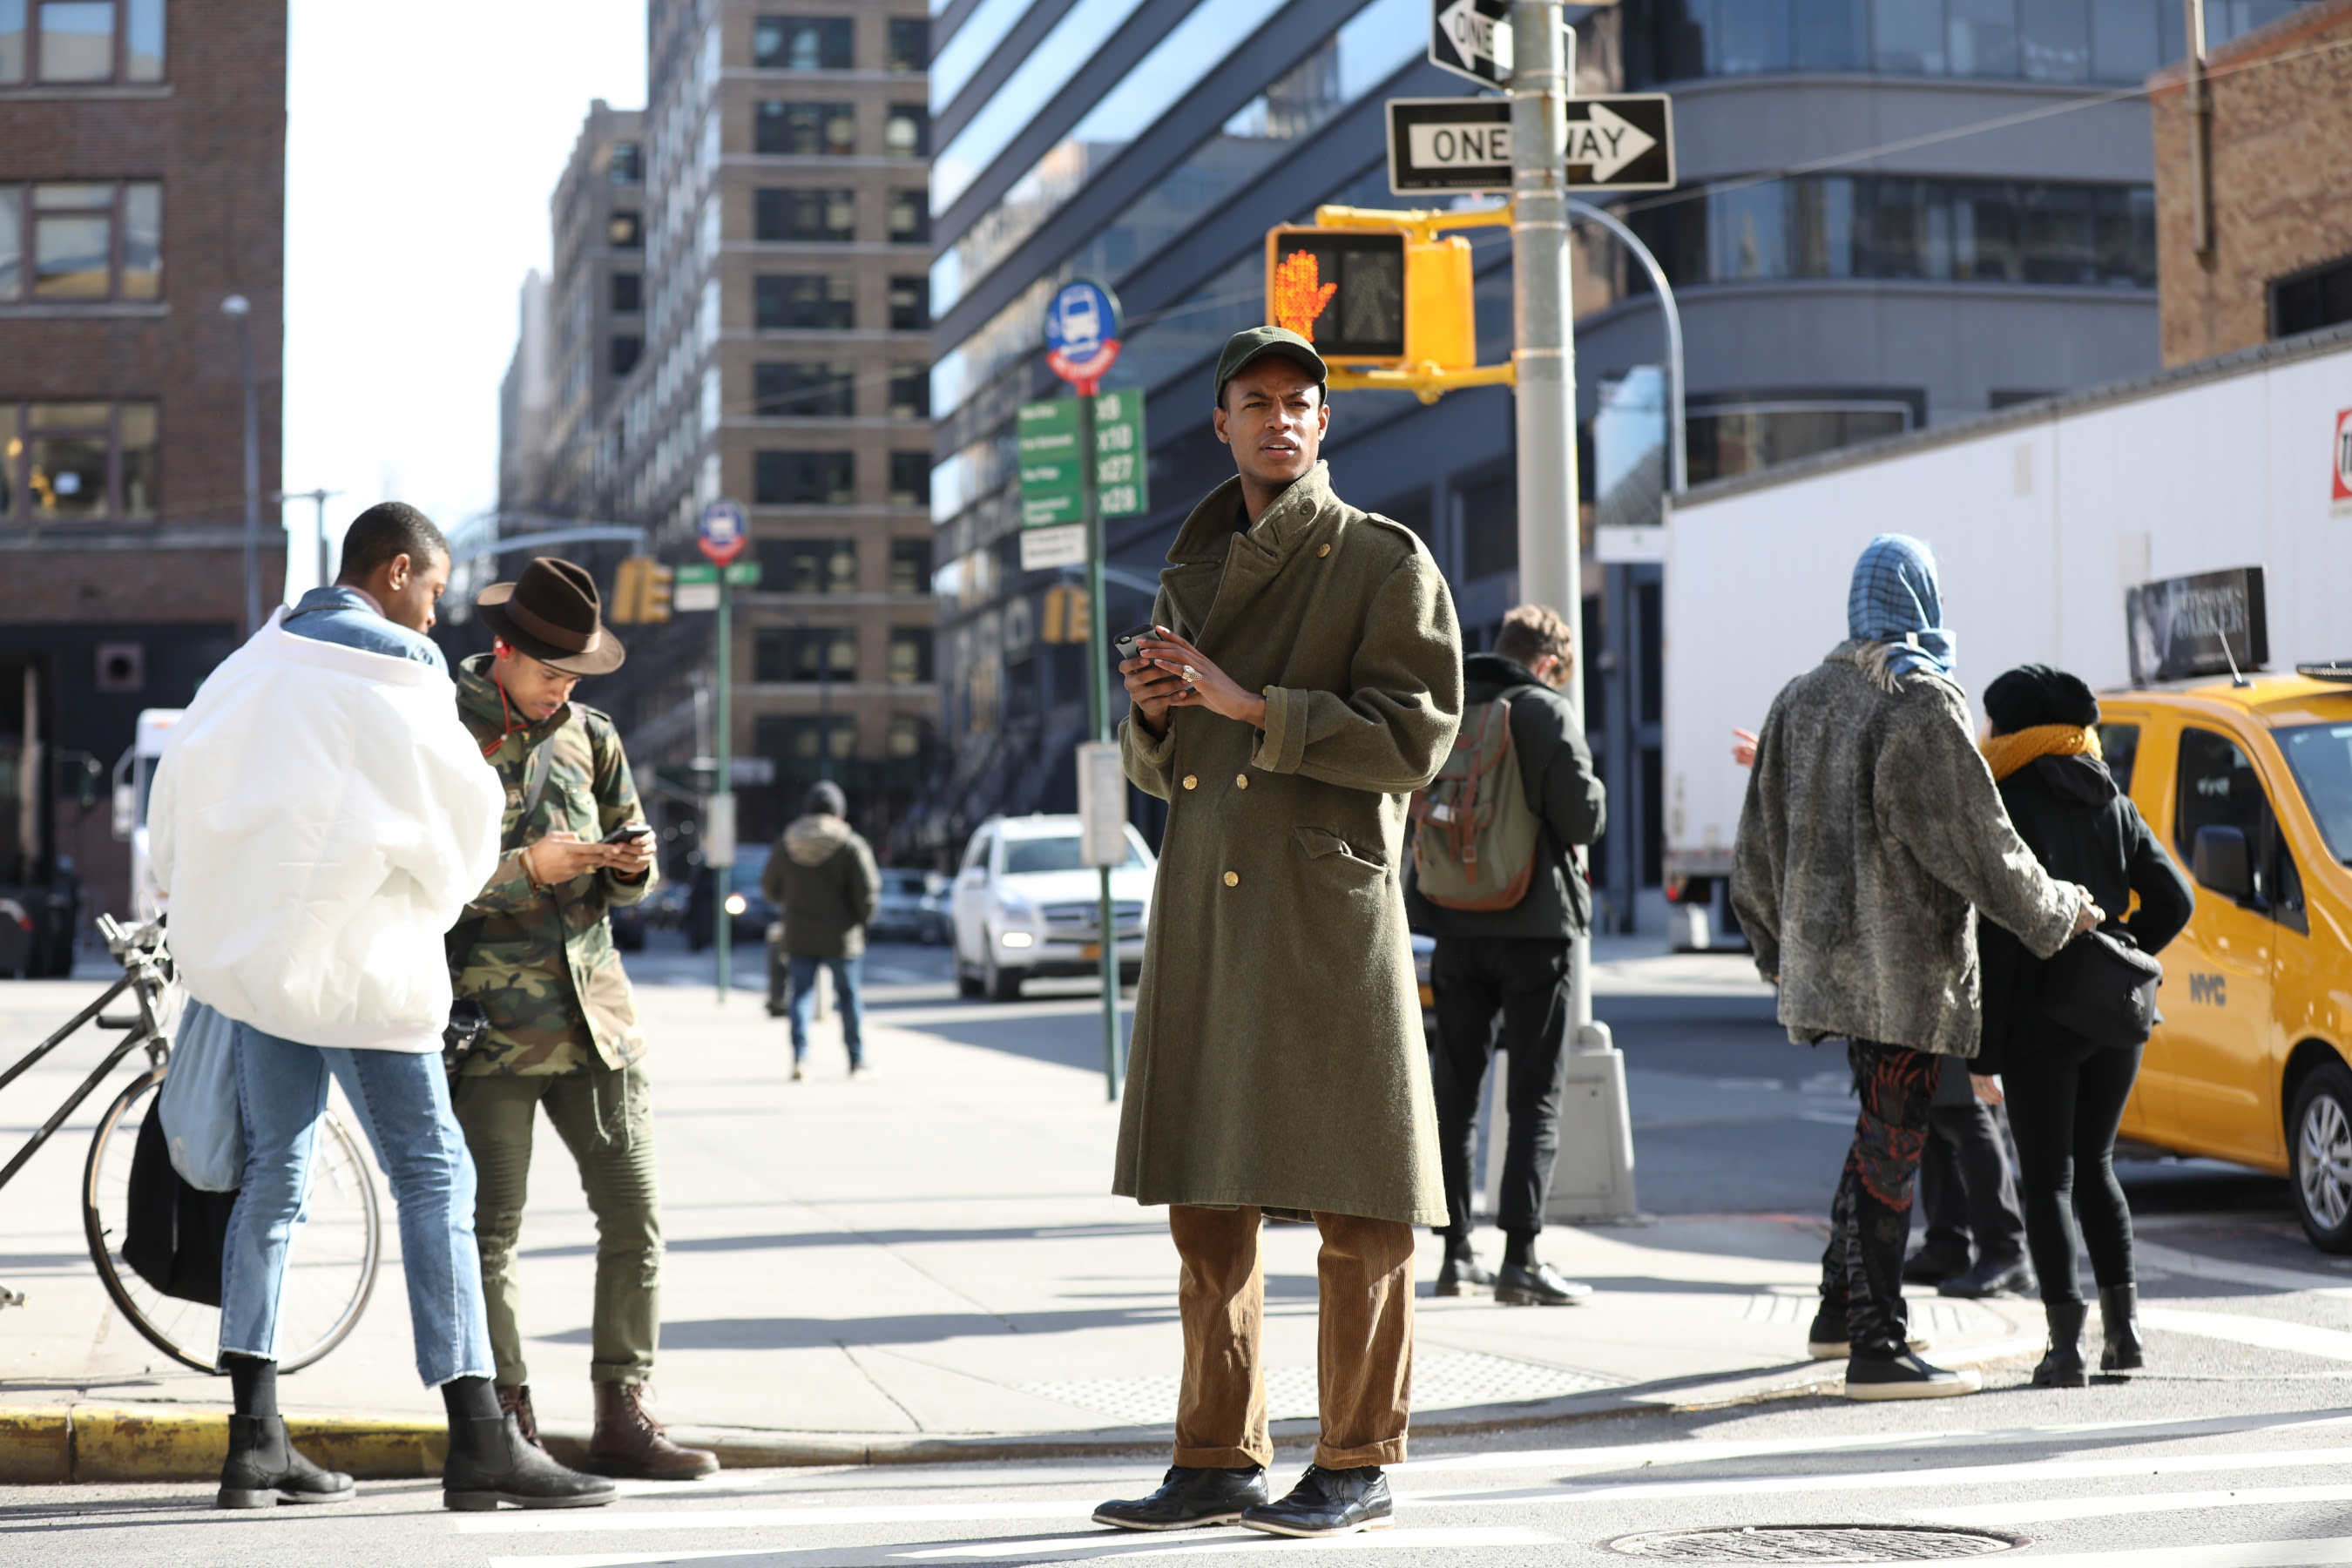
[1294,826,1381,868]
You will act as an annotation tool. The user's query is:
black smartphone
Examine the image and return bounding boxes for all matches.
[1113,625,1155,665]
[601,821,654,846]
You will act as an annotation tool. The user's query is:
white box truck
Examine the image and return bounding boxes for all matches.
[1659,323,2352,949]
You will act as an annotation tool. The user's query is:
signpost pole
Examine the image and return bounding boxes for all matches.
[714,569,733,1004]
[1083,390,1122,1102]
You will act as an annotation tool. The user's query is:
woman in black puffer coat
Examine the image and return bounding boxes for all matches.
[1975,666,2194,1388]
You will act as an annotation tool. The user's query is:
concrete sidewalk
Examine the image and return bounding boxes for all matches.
[0,952,2041,1481]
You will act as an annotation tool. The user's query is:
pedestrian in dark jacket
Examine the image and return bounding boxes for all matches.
[762,781,880,1078]
[1404,604,1605,1307]
[1905,1056,2032,1300]
[1973,664,2193,1388]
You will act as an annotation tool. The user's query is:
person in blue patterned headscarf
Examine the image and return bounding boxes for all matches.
[1847,534,1956,689]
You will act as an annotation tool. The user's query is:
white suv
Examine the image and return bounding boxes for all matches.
[951,814,1155,1002]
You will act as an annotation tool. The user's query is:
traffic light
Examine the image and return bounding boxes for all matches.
[610,557,674,625]
[1039,583,1089,645]
[1264,226,1474,372]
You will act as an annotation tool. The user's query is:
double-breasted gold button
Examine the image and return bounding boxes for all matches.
[1234,774,1249,789]
[1182,774,1198,790]
[1316,543,1331,558]
[1223,871,1239,887]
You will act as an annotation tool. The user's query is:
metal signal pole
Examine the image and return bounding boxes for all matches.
[1082,392,1121,1101]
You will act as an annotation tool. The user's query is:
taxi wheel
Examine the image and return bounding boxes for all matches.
[2289,1062,2352,1254]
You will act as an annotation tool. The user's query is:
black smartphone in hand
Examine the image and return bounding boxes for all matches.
[601,821,654,846]
[1113,625,1155,665]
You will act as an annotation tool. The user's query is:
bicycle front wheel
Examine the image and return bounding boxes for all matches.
[84,1071,383,1374]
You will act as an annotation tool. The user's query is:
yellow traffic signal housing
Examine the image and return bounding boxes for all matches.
[610,557,674,625]
[1038,583,1089,645]
[640,560,673,624]
[1263,204,1516,403]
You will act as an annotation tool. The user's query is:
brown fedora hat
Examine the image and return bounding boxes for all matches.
[476,557,626,675]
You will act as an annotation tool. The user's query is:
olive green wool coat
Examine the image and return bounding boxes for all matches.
[1115,463,1463,1226]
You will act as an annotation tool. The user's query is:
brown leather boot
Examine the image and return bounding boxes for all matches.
[496,1385,543,1450]
[585,1382,718,1480]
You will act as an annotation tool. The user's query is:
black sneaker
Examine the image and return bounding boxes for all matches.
[1901,1247,1967,1286]
[1434,1253,1494,1297]
[1807,1310,1930,1361]
[1495,1261,1592,1307]
[1240,1465,1394,1538]
[1937,1254,2034,1299]
[1093,1465,1268,1531]
[1844,1350,1980,1401]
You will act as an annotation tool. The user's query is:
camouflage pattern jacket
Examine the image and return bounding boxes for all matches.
[450,654,653,1076]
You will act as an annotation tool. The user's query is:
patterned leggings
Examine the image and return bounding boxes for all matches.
[1820,1039,1941,1358]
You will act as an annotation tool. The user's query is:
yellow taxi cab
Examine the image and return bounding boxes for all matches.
[2094,667,2352,1251]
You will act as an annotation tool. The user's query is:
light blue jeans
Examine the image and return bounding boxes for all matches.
[787,955,864,1065]
[220,1023,494,1387]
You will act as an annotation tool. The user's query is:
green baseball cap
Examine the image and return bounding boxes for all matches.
[1213,325,1328,407]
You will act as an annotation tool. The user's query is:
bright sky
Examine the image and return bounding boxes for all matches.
[279,0,646,597]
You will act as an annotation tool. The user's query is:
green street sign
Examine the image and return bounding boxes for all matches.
[676,563,719,583]
[1017,394,1149,524]
[723,561,762,585]
[1092,389,1149,519]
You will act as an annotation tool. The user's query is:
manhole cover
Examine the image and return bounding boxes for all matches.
[1608,1524,2024,1562]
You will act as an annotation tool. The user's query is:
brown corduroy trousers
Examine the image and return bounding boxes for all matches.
[1169,1205,1416,1471]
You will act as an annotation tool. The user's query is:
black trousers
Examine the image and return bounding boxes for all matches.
[1916,1058,2028,1268]
[1429,936,1573,1240]
[1821,1041,1939,1357]
[2003,1035,2142,1306]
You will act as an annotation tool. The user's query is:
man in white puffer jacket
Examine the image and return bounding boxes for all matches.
[150,502,615,1512]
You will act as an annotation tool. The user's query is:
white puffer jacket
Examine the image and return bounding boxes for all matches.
[150,612,504,1052]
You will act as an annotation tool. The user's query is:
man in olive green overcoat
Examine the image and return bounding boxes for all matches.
[1091,328,1462,1541]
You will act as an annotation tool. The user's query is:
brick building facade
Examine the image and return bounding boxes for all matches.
[0,0,286,949]
[2153,0,2352,364]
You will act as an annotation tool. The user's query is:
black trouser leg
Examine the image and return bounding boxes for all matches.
[1493,941,1573,1242]
[1934,1099,2029,1267]
[2069,1044,2141,1291]
[1916,1127,1970,1266]
[1429,939,1502,1245]
[2009,1038,2142,1304]
[1824,1041,1939,1357]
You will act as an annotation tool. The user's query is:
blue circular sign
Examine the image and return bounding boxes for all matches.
[1044,280,1119,358]
[699,498,747,564]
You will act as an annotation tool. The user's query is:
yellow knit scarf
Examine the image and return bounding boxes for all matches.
[1980,723,2100,782]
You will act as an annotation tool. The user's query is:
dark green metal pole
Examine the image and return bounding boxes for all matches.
[1082,390,1121,1101]
[714,572,733,1004]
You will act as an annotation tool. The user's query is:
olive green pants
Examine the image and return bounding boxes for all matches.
[451,1064,661,1388]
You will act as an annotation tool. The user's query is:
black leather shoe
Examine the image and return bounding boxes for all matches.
[443,1413,618,1511]
[1093,1465,1268,1531]
[1495,1261,1593,1306]
[1938,1254,2034,1299]
[2099,1284,2145,1371]
[1433,1252,1494,1297]
[2032,1301,2090,1388]
[1902,1247,1967,1286]
[1241,1464,1393,1538]
[217,1415,355,1509]
[1808,1309,1930,1361]
[1843,1350,1980,1401]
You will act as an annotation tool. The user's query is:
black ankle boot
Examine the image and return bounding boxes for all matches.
[443,1412,618,1511]
[217,1414,355,1509]
[2099,1285,2145,1371]
[2031,1301,2089,1388]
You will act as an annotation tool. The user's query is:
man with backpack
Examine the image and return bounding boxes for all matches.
[1404,604,1605,1307]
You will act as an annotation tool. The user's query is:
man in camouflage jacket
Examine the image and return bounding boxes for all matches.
[447,558,716,1481]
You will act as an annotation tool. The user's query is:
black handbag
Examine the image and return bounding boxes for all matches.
[121,1098,239,1306]
[2040,925,2164,1048]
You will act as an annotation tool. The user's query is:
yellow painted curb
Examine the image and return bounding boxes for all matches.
[0,1407,71,1484]
[0,1405,449,1484]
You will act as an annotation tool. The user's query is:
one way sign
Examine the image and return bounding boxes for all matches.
[1388,95,1676,195]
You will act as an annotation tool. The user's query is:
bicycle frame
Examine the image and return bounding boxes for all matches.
[0,916,172,1194]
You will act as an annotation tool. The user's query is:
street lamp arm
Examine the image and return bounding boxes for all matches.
[1566,199,1686,496]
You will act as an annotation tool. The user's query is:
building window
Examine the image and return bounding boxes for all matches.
[611,271,641,313]
[610,335,641,375]
[609,140,641,183]
[887,368,929,420]
[757,536,857,592]
[754,100,855,156]
[607,211,641,248]
[887,275,926,330]
[889,537,931,594]
[754,626,857,683]
[755,187,856,243]
[754,449,855,504]
[2272,253,2352,340]
[887,713,928,760]
[888,627,933,685]
[755,273,855,330]
[0,397,157,521]
[885,105,929,158]
[0,180,161,301]
[754,15,853,70]
[888,189,929,246]
[757,714,859,780]
[754,360,856,416]
[1686,400,1913,484]
[888,451,929,506]
[2,0,164,85]
[887,17,927,71]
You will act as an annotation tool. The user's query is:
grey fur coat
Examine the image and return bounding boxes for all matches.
[1730,643,2079,1058]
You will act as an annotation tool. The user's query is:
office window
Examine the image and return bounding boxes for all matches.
[1,180,161,302]
[888,189,929,246]
[757,715,859,779]
[887,713,928,760]
[755,273,855,329]
[887,275,926,330]
[754,100,855,156]
[755,187,856,243]
[0,397,157,521]
[608,211,641,248]
[889,537,931,594]
[754,360,857,417]
[2273,254,2352,340]
[757,536,858,593]
[886,368,929,420]
[888,451,929,506]
[754,15,852,70]
[885,105,929,158]
[610,335,641,375]
[888,628,933,686]
[611,271,641,313]
[887,17,927,71]
[609,140,641,183]
[3,0,165,83]
[754,626,857,683]
[754,449,855,504]
[1687,402,1911,483]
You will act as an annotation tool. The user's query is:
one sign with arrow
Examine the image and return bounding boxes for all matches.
[1387,94,1675,195]
[1428,0,1574,88]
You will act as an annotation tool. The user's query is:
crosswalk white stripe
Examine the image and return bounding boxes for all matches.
[1077,1528,1558,1560]
[456,1501,1100,1535]
[483,1528,1560,1568]
[488,1556,773,1568]
[1948,1537,2352,1568]
[2138,1240,2352,1300]
[2143,1307,2352,1362]
[1915,1483,2352,1527]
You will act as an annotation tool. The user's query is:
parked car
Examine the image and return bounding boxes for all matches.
[951,814,1155,1001]
[686,843,776,951]
[872,867,949,944]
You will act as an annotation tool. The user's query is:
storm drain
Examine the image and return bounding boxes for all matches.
[1607,1524,2024,1561]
